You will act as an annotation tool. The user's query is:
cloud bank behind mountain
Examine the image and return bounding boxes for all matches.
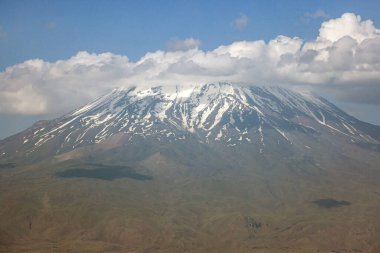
[0,13,379,115]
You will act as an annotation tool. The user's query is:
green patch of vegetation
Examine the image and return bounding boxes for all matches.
[0,163,16,169]
[312,198,351,208]
[56,164,152,181]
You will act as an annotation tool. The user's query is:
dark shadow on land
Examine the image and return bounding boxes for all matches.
[312,198,351,208]
[56,164,152,181]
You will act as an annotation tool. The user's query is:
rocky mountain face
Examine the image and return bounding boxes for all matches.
[1,82,379,164]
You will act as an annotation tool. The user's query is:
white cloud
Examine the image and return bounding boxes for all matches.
[232,14,249,30]
[1,13,380,115]
[166,37,201,51]
[45,21,56,30]
[0,26,7,41]
[304,9,329,20]
[317,13,380,43]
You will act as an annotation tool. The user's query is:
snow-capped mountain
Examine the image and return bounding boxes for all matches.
[2,83,380,253]
[1,82,379,163]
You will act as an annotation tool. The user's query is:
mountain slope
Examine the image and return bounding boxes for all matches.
[1,82,379,164]
[1,83,380,253]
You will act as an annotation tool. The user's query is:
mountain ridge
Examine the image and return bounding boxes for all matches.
[1,82,379,165]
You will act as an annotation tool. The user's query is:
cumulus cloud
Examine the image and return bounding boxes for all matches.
[1,13,380,115]
[317,13,380,43]
[0,52,131,114]
[166,38,201,51]
[232,14,249,30]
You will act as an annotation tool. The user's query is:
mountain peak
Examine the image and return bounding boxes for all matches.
[1,83,379,163]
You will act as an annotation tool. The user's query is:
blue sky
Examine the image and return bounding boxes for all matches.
[1,0,379,69]
[0,0,380,138]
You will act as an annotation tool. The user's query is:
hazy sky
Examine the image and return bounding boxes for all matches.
[1,0,380,139]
